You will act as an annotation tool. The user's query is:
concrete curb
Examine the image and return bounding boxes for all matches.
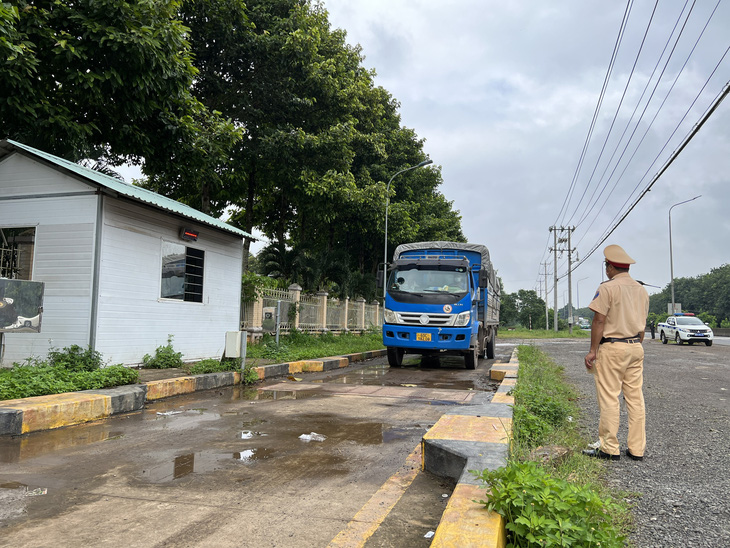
[0,349,387,436]
[425,348,518,548]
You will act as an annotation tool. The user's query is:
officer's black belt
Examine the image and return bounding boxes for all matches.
[600,336,641,344]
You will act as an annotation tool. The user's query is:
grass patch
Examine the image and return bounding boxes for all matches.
[184,358,259,385]
[500,327,591,339]
[246,329,384,363]
[472,344,632,547]
[0,345,139,400]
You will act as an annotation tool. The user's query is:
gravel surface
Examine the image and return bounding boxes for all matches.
[504,337,730,548]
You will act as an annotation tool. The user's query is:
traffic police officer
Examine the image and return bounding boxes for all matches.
[583,245,650,461]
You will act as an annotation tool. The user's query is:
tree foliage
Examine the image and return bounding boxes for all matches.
[501,290,547,329]
[2,0,465,300]
[649,264,730,322]
[0,0,227,164]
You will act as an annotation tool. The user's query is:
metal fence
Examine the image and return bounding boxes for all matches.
[241,284,381,336]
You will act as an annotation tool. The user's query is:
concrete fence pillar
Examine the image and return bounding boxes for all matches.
[288,283,302,330]
[356,297,366,331]
[343,297,350,332]
[372,301,380,328]
[252,295,264,329]
[317,291,329,332]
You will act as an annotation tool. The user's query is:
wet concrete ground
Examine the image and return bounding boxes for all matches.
[0,345,516,547]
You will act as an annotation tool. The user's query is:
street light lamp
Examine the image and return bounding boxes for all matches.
[383,159,433,299]
[669,195,701,314]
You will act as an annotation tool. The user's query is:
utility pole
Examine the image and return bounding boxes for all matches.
[550,227,558,332]
[566,227,575,335]
[541,262,550,330]
[549,226,575,333]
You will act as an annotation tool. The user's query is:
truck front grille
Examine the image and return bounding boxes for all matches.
[396,312,454,327]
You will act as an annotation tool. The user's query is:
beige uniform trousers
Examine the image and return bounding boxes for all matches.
[592,341,646,456]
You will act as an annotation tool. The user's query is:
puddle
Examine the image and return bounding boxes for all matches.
[140,447,277,483]
[0,424,126,464]
[256,389,322,400]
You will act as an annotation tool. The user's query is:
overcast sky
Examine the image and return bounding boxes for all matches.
[319,0,730,310]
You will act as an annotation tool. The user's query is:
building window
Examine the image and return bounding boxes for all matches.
[161,241,204,303]
[0,227,35,280]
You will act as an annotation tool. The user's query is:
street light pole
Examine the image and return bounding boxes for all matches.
[383,159,433,299]
[576,277,589,310]
[669,195,701,314]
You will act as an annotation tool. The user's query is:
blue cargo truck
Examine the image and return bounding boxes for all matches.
[381,241,500,369]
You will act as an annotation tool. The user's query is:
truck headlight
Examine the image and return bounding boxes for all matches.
[384,308,398,324]
[454,311,471,327]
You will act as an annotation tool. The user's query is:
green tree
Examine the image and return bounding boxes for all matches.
[516,290,545,330]
[0,0,218,164]
[500,293,519,327]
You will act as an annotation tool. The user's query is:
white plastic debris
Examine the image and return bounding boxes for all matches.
[241,431,254,439]
[156,411,182,416]
[299,432,326,442]
[424,531,435,539]
[588,440,601,449]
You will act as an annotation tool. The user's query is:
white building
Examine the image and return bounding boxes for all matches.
[0,139,253,366]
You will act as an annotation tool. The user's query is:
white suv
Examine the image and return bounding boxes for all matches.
[658,314,714,346]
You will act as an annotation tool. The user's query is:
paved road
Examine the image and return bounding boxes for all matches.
[0,348,513,548]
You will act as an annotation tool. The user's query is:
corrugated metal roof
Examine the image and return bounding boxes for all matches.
[0,139,254,240]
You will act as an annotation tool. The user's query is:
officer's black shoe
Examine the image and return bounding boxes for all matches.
[625,449,644,461]
[582,448,620,461]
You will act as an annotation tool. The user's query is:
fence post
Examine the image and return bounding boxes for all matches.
[372,300,380,328]
[288,283,302,330]
[317,291,329,332]
[343,297,350,332]
[356,297,366,331]
[252,294,264,330]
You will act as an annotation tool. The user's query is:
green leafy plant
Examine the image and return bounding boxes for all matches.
[1,348,138,400]
[474,461,626,547]
[142,335,183,369]
[47,345,105,371]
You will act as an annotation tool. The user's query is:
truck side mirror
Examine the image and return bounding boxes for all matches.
[479,270,489,288]
[376,269,384,289]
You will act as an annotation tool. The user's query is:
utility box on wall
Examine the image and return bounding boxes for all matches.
[0,279,44,333]
[225,331,248,359]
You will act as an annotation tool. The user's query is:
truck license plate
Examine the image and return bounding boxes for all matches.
[416,333,431,342]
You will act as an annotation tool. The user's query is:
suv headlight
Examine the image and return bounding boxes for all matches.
[383,308,398,324]
[454,311,471,327]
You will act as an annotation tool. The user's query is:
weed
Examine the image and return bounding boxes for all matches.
[142,335,183,369]
[474,460,626,547]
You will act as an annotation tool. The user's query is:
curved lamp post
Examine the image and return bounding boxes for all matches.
[383,159,433,299]
[576,277,589,310]
[669,195,701,314]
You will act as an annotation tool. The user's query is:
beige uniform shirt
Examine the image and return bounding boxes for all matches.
[589,272,649,339]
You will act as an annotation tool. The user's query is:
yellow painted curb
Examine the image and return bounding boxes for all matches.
[288,360,324,373]
[491,392,514,404]
[430,483,506,548]
[2,393,112,433]
[424,415,511,444]
[145,377,197,401]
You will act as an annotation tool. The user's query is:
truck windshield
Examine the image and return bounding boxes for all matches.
[387,268,469,296]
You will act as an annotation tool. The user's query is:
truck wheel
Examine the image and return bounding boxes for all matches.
[660,331,668,344]
[675,333,683,345]
[486,329,496,359]
[387,347,404,367]
[464,346,478,370]
[705,340,713,347]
